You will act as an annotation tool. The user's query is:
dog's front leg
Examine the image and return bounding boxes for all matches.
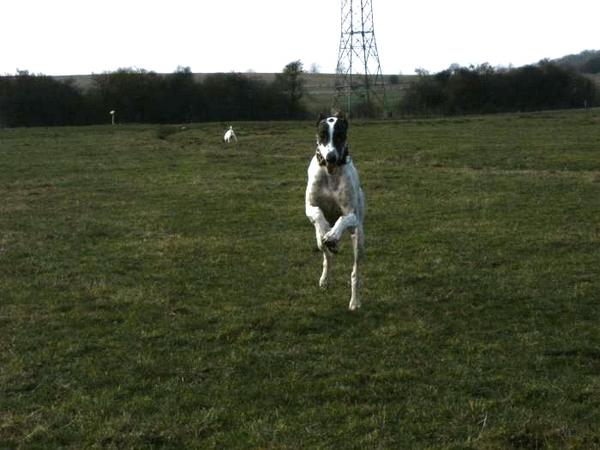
[322,213,359,248]
[306,205,330,250]
[306,204,334,288]
[320,249,333,289]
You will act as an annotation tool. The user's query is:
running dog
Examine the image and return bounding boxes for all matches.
[305,113,365,310]
[223,125,237,143]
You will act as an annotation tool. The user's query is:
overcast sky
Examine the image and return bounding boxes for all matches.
[2,0,598,76]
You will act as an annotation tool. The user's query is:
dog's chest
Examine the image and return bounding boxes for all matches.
[311,174,346,224]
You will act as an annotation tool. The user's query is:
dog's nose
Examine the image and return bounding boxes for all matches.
[326,152,337,164]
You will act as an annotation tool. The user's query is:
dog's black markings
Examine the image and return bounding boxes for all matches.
[315,115,349,167]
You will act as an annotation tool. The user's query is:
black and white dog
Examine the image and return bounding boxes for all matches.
[305,113,365,310]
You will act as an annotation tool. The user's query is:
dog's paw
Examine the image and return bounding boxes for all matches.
[319,276,329,289]
[348,299,361,311]
[322,232,339,253]
[323,240,338,253]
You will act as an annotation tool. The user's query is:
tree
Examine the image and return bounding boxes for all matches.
[164,66,199,122]
[0,71,84,126]
[274,60,307,118]
[91,68,168,123]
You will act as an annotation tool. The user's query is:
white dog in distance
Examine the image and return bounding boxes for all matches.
[223,125,237,143]
[305,113,365,310]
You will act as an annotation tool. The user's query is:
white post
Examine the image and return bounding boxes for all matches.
[109,110,115,125]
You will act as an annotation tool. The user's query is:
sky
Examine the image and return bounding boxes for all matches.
[2,0,599,76]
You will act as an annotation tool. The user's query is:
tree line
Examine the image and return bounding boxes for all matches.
[0,62,307,127]
[1,59,598,126]
[398,62,598,116]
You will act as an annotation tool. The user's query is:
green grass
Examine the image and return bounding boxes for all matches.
[2,110,600,448]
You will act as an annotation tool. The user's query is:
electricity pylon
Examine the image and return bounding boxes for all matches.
[333,0,386,117]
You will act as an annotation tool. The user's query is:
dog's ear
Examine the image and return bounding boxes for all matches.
[316,113,326,126]
[338,115,349,132]
[334,111,348,129]
[317,119,329,143]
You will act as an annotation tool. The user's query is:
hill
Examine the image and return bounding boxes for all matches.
[551,49,600,73]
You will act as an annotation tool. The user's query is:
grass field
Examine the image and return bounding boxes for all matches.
[2,110,600,448]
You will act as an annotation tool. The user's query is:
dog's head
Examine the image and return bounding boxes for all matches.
[316,112,349,174]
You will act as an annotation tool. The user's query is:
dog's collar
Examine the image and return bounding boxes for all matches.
[316,149,325,165]
[315,145,349,167]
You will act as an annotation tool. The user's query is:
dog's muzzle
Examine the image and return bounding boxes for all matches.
[316,146,348,170]
[325,152,337,165]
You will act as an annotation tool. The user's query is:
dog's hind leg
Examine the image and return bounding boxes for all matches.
[349,225,364,310]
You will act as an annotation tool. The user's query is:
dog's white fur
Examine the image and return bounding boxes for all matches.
[223,125,237,143]
[305,114,365,310]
